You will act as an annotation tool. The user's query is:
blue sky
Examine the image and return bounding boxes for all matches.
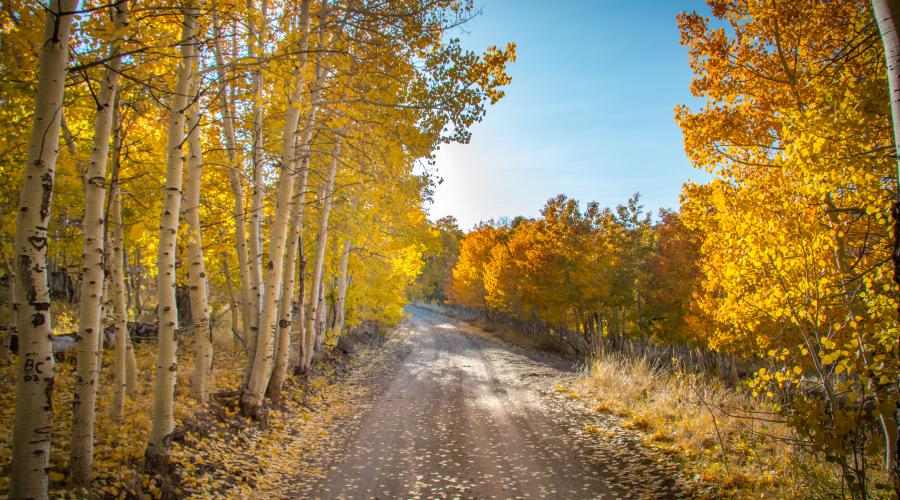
[427,0,714,230]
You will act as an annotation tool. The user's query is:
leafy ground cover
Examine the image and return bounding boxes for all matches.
[0,324,404,499]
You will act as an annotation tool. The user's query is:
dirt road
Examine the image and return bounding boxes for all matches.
[300,308,686,499]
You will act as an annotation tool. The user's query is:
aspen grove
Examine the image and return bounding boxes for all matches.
[0,0,512,497]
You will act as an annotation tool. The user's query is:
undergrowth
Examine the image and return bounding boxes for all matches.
[0,331,378,498]
[573,352,893,499]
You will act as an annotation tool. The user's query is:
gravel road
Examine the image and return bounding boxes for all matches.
[301,307,687,499]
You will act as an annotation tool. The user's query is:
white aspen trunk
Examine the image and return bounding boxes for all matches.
[334,238,351,335]
[241,0,270,388]
[221,255,245,349]
[240,0,313,417]
[871,1,900,490]
[289,237,307,372]
[246,0,269,354]
[125,327,137,397]
[267,96,324,394]
[284,51,330,375]
[314,277,327,351]
[109,186,128,423]
[147,0,197,461]
[130,250,143,320]
[70,1,128,483]
[303,137,342,369]
[266,142,315,401]
[212,9,254,356]
[185,86,213,403]
[10,1,78,497]
[295,22,334,371]
[115,164,136,400]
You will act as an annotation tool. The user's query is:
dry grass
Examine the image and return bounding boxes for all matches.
[573,351,854,499]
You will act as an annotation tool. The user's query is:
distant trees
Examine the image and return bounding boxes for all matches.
[448,194,667,350]
[417,216,464,303]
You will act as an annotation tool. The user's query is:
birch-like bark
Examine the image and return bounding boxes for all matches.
[109,185,128,422]
[871,1,900,490]
[70,1,128,484]
[334,238,351,335]
[267,120,317,399]
[221,255,245,349]
[130,250,143,320]
[267,80,325,400]
[125,327,137,398]
[276,25,332,377]
[289,236,307,372]
[314,277,327,351]
[246,0,270,354]
[303,137,342,369]
[112,125,137,398]
[212,8,254,355]
[240,0,314,417]
[147,0,197,460]
[11,1,78,497]
[185,86,213,403]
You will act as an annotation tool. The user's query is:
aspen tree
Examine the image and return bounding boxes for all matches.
[147,0,198,461]
[221,255,245,349]
[871,1,900,490]
[212,8,254,351]
[70,0,129,484]
[185,84,213,403]
[125,331,137,398]
[241,0,314,417]
[247,0,269,341]
[267,60,329,396]
[676,2,898,494]
[267,145,311,400]
[334,238,352,334]
[109,184,128,422]
[240,0,309,391]
[11,1,79,497]
[314,275,327,351]
[110,123,137,399]
[303,136,342,369]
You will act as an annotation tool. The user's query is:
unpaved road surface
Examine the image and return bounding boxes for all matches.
[299,308,686,499]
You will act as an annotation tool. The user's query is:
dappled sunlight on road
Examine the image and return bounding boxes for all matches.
[297,308,687,499]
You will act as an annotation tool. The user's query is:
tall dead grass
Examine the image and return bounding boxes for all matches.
[575,352,851,498]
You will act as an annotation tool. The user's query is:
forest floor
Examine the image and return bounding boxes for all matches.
[280,307,689,499]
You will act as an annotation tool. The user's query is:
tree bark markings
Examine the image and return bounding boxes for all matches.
[70,0,129,484]
[147,0,198,461]
[11,1,79,497]
[185,76,213,403]
[240,0,314,417]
